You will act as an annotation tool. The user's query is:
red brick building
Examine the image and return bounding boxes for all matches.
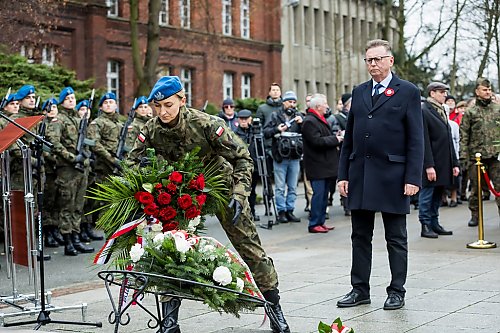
[10,0,282,111]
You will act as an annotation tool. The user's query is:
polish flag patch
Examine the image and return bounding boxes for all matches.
[138,132,146,143]
[215,126,225,137]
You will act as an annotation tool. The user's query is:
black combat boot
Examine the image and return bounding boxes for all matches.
[277,211,288,223]
[71,232,94,253]
[44,227,59,248]
[82,223,104,241]
[286,211,300,222]
[79,225,91,243]
[51,227,65,246]
[157,298,181,333]
[63,233,78,256]
[263,289,290,333]
[421,224,438,238]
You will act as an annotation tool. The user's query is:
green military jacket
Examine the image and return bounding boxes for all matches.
[87,111,122,171]
[7,107,43,162]
[460,101,500,162]
[45,107,81,167]
[0,110,15,130]
[125,114,150,153]
[128,106,254,200]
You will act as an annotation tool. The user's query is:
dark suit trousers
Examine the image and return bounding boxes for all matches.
[350,209,408,297]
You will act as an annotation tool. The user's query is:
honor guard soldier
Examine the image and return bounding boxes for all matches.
[125,96,151,150]
[45,87,94,256]
[128,76,290,333]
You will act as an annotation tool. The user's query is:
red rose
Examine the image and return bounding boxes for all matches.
[134,191,155,205]
[185,206,201,219]
[166,183,177,193]
[196,194,207,207]
[159,207,177,221]
[177,194,193,210]
[154,183,163,191]
[157,192,172,205]
[189,174,205,191]
[162,221,179,232]
[144,203,159,217]
[169,171,183,183]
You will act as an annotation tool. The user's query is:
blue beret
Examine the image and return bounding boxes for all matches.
[41,98,58,111]
[16,85,36,100]
[148,76,183,102]
[5,93,19,103]
[76,100,90,111]
[133,96,148,110]
[58,86,75,104]
[99,92,117,106]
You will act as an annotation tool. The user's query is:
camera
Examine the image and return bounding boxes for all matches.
[252,117,262,134]
[285,107,297,117]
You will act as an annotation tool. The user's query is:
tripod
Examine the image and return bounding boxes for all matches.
[251,119,278,229]
[0,109,102,329]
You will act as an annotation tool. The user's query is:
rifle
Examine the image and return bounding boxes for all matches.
[75,89,96,172]
[0,87,11,110]
[201,100,208,112]
[115,98,137,161]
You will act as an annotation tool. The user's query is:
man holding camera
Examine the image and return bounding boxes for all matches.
[264,90,303,223]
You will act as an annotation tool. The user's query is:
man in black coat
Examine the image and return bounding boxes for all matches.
[337,39,424,311]
[419,82,460,238]
[302,93,343,233]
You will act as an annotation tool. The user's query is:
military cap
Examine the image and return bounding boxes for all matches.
[16,85,36,100]
[58,86,75,104]
[99,92,117,106]
[42,98,58,111]
[282,90,297,102]
[427,82,449,92]
[76,99,90,111]
[133,96,148,110]
[148,76,183,102]
[237,109,252,118]
[475,78,491,89]
[222,98,234,107]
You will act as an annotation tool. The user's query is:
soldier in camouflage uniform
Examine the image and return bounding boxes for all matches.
[128,76,290,333]
[125,96,151,151]
[460,78,500,226]
[45,87,94,256]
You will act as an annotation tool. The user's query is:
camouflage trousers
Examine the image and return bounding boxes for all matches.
[42,170,59,227]
[216,197,279,293]
[55,166,88,234]
[468,157,500,219]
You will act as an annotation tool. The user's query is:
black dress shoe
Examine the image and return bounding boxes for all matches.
[432,224,453,235]
[468,218,478,227]
[336,290,370,308]
[277,211,288,223]
[286,211,300,222]
[421,224,438,238]
[384,293,404,310]
[449,200,458,208]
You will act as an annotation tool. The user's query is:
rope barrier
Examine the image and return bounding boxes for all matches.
[481,166,500,197]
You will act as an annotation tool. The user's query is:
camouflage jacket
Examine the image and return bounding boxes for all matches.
[128,106,254,200]
[460,101,500,161]
[7,107,43,166]
[125,114,150,153]
[87,111,122,170]
[45,107,81,167]
[0,110,15,130]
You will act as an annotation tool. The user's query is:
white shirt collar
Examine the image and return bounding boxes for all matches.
[372,72,393,91]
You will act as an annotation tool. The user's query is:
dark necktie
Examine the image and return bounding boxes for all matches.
[372,83,383,105]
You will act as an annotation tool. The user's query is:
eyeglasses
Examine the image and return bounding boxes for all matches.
[363,55,391,65]
[224,105,234,109]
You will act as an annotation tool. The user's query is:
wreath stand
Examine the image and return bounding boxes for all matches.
[98,270,285,333]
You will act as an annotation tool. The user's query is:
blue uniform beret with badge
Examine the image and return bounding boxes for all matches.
[58,86,75,104]
[148,76,183,102]
[99,92,117,106]
[76,99,90,111]
[6,93,19,103]
[42,98,58,111]
[133,96,148,110]
[16,85,36,100]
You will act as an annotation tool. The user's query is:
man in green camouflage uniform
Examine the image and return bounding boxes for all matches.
[45,87,94,256]
[125,96,151,151]
[128,76,290,333]
[460,78,500,226]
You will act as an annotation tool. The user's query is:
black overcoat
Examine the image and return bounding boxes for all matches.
[421,100,459,187]
[338,74,424,214]
[302,111,341,180]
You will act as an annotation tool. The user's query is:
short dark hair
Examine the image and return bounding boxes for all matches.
[475,77,491,89]
[270,82,281,90]
[365,39,392,54]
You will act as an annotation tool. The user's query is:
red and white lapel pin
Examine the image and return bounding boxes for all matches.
[384,88,395,97]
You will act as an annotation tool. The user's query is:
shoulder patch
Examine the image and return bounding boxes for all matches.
[51,118,58,122]
[138,132,146,143]
[90,120,97,125]
[215,126,224,137]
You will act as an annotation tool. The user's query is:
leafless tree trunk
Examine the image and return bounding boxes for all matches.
[450,0,461,95]
[476,0,500,78]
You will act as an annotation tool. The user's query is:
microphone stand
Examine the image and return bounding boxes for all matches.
[0,110,102,329]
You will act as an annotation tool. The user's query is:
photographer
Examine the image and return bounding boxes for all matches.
[233,109,260,221]
[264,90,303,223]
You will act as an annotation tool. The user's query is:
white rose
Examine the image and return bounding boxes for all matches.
[153,233,165,246]
[213,266,232,286]
[129,243,144,263]
[174,236,191,253]
[236,277,244,292]
[136,221,147,231]
[188,216,201,229]
[151,223,163,232]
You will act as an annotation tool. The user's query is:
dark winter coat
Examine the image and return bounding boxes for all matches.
[263,108,302,162]
[302,110,341,180]
[217,110,239,132]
